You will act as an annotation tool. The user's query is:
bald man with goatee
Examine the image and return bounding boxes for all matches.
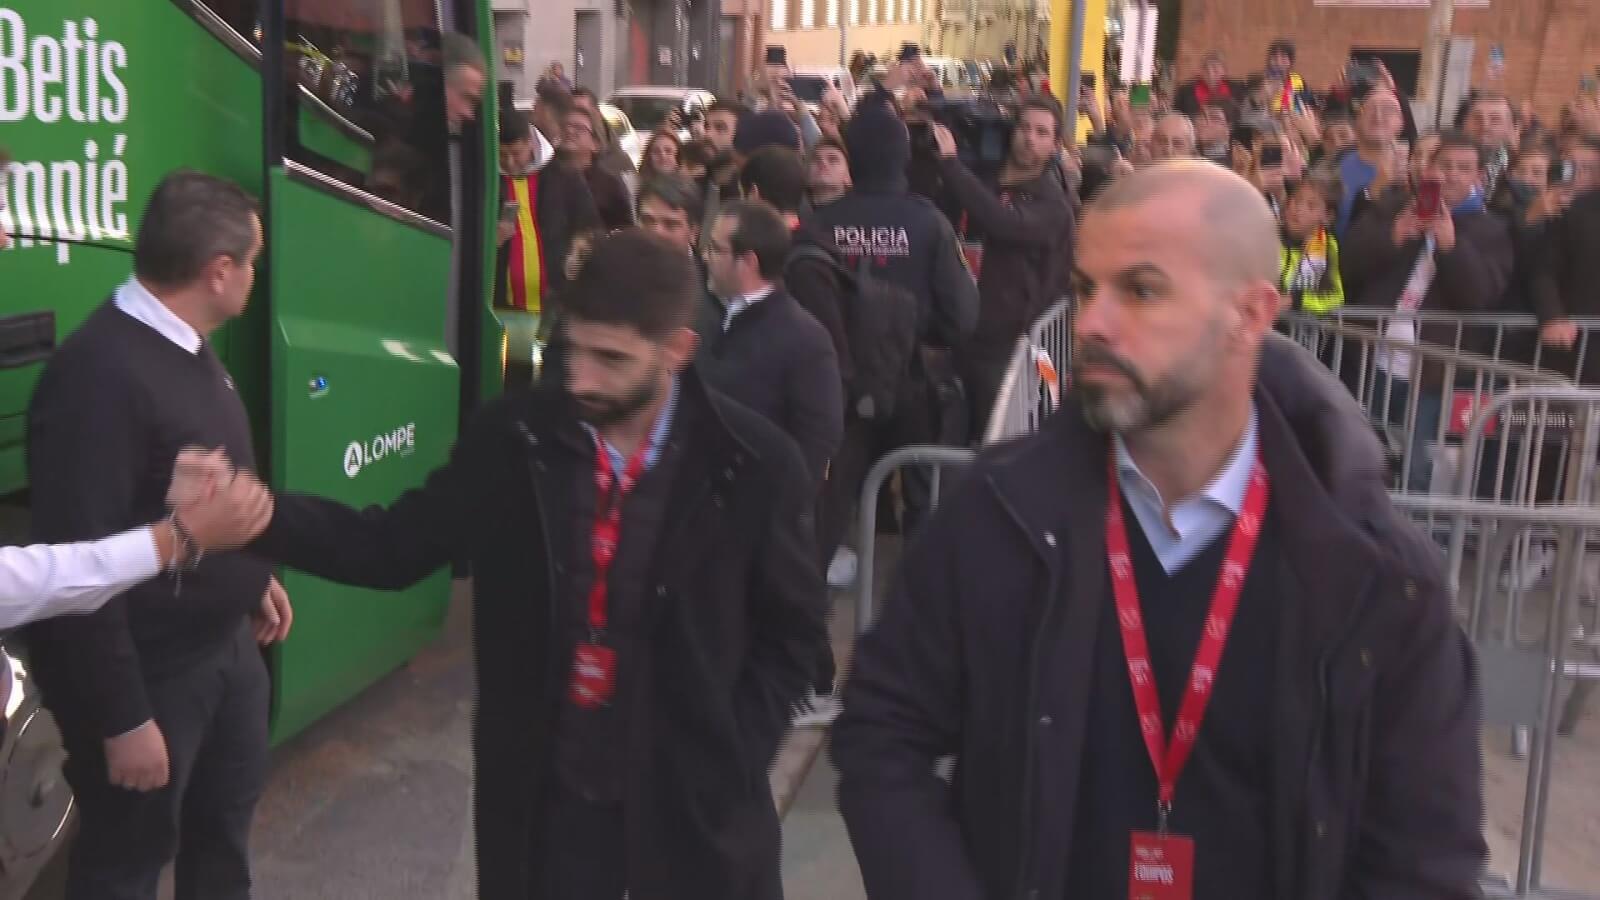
[834,161,1486,900]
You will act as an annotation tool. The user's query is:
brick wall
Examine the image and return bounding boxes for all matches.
[1176,0,1599,124]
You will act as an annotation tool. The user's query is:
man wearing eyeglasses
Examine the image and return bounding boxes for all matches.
[560,108,635,233]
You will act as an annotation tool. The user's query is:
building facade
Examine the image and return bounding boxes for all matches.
[1176,0,1599,125]
[938,0,1048,65]
[766,0,941,70]
[493,0,728,103]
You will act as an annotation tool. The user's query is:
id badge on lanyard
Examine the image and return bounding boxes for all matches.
[1106,451,1270,900]
[567,438,648,709]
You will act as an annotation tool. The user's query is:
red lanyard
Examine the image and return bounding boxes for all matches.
[1104,452,1270,828]
[586,435,649,637]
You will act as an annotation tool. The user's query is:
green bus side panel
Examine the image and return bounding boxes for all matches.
[296,102,374,177]
[0,1,264,494]
[265,169,457,743]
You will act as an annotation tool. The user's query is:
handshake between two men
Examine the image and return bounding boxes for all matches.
[96,450,293,795]
[167,448,291,648]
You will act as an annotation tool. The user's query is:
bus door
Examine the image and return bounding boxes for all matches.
[260,0,461,740]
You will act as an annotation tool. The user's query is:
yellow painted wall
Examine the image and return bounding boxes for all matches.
[1049,0,1107,141]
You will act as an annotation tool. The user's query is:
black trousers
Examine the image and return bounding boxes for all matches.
[957,349,1012,442]
[818,380,938,552]
[62,625,269,900]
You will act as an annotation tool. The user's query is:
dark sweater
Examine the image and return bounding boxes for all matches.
[1064,497,1278,899]
[26,300,271,739]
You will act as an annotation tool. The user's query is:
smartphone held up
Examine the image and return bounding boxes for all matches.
[1414,178,1443,220]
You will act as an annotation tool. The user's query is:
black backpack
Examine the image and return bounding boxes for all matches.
[787,244,920,420]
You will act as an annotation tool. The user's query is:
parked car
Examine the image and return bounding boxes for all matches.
[789,68,857,114]
[0,643,75,900]
[923,56,980,95]
[608,86,716,144]
[598,103,645,170]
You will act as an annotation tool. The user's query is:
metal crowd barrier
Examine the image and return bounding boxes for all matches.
[853,446,978,637]
[1390,385,1600,898]
[984,299,1072,446]
[1279,315,1577,503]
[1318,308,1600,388]
[848,307,1600,898]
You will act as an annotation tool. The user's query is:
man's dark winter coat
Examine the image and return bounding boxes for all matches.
[785,223,855,384]
[253,372,827,900]
[1531,189,1600,383]
[937,157,1074,358]
[696,286,845,486]
[833,335,1486,900]
[1342,190,1515,382]
[806,85,979,349]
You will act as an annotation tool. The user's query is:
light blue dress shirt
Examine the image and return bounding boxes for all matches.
[584,377,680,476]
[1113,409,1260,574]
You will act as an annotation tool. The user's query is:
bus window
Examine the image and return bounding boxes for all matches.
[195,0,261,42]
[281,0,451,224]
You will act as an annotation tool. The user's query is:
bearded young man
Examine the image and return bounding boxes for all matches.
[245,229,827,900]
[930,95,1075,437]
[834,161,1486,900]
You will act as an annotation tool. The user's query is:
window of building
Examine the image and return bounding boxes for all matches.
[848,0,861,27]
[1352,47,1424,99]
[800,0,816,29]
[771,0,788,31]
[866,0,877,25]
[900,0,912,23]
[281,0,456,223]
[826,0,840,27]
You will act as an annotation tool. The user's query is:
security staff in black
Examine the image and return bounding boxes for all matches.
[249,231,827,900]
[27,172,287,900]
[805,79,978,537]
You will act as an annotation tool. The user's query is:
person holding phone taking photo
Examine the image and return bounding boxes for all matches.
[755,45,823,151]
[1342,131,1515,490]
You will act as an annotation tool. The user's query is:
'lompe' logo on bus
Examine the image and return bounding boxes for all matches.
[343,423,417,478]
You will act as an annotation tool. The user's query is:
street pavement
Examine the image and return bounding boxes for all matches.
[246,577,869,900]
[251,583,478,900]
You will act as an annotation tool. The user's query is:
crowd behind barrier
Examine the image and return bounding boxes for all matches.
[854,302,1600,898]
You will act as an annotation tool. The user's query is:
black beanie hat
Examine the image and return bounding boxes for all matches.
[734,110,802,156]
[845,93,910,186]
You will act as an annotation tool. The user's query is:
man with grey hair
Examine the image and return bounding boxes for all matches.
[28,170,292,899]
[442,32,487,134]
[1149,111,1199,163]
[835,161,1485,900]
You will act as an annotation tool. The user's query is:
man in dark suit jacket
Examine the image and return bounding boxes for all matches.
[698,200,844,488]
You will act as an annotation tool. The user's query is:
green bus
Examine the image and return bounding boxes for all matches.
[0,0,507,748]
